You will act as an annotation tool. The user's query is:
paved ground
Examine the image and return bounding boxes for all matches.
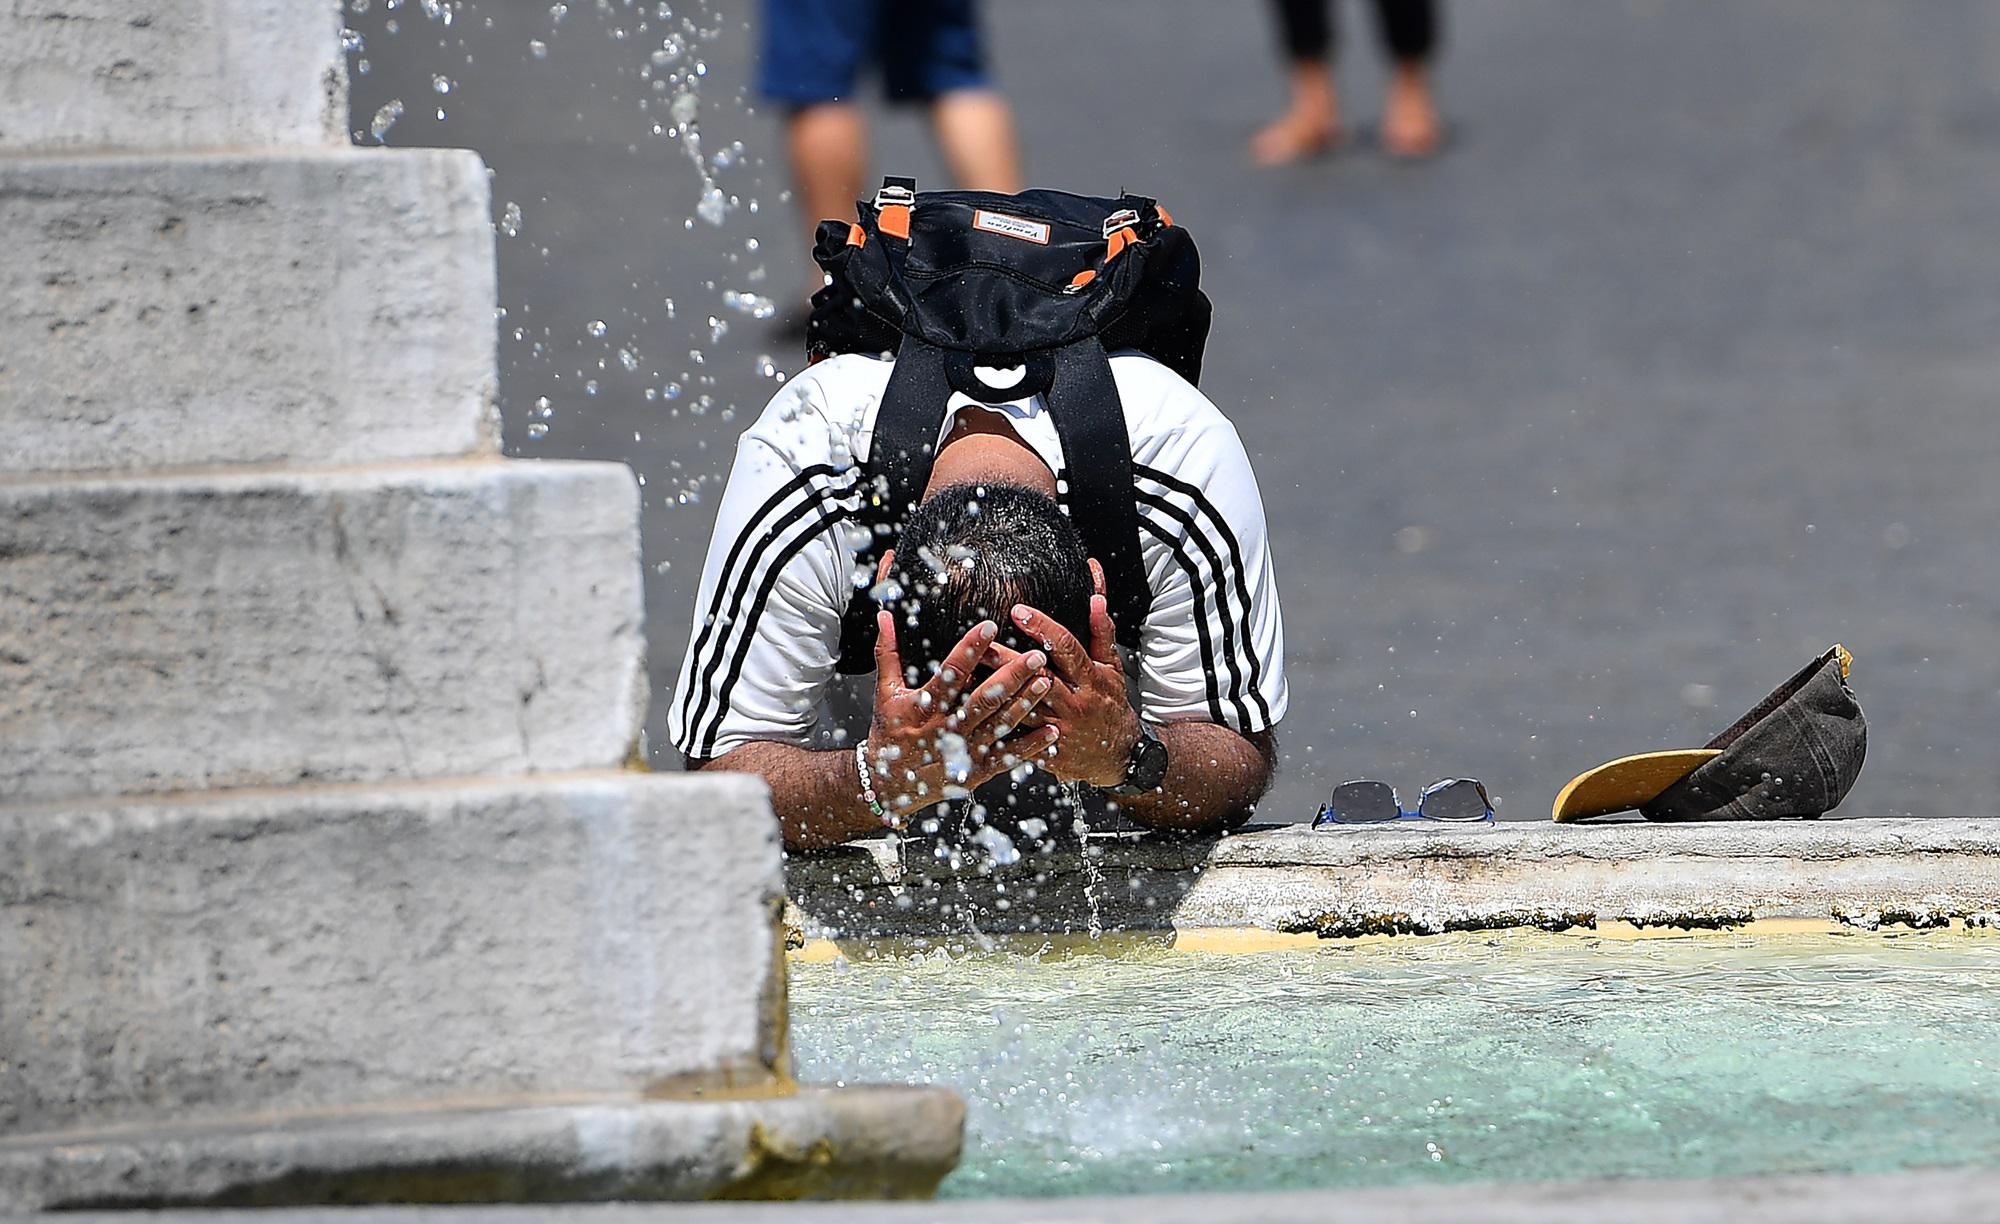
[350,3,2000,825]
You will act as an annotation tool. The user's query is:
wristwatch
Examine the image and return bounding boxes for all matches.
[1109,725,1169,796]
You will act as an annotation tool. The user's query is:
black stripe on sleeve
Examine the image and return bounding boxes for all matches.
[677,467,857,753]
[1136,513,1227,725]
[676,463,846,736]
[694,504,858,760]
[1135,489,1254,730]
[1134,463,1273,727]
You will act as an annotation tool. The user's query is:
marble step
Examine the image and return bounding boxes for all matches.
[0,460,645,804]
[0,149,499,476]
[0,1086,965,1210]
[0,772,786,1140]
[0,0,345,155]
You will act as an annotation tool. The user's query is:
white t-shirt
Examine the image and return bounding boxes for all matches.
[668,351,1288,760]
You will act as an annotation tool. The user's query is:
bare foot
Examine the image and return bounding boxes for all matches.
[1251,63,1340,166]
[1381,63,1441,159]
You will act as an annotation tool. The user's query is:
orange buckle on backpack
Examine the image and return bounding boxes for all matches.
[874,181,915,241]
[1101,207,1142,262]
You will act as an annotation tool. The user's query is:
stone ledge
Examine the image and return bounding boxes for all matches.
[0,1086,963,1211]
[0,0,346,154]
[0,773,785,1138]
[784,818,2000,940]
[59,1164,1992,1222]
[0,460,644,803]
[0,149,498,475]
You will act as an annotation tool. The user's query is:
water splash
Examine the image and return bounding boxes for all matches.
[940,732,974,793]
[723,290,776,319]
[367,99,405,142]
[970,823,1021,869]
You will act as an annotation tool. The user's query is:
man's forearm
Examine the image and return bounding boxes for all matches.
[1110,724,1276,833]
[692,741,884,852]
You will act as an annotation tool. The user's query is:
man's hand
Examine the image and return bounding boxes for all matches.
[1009,592,1141,788]
[866,610,1058,817]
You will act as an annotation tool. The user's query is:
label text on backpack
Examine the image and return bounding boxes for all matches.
[972,209,1051,245]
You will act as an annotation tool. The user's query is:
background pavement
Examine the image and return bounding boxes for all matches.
[347,1,2000,824]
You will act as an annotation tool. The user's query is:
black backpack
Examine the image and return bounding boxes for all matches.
[807,176,1212,672]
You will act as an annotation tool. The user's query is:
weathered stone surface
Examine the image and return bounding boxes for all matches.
[74,1164,1993,1222]
[0,461,645,803]
[785,819,2000,940]
[0,1086,963,1211]
[0,0,346,154]
[0,149,499,475]
[0,773,787,1139]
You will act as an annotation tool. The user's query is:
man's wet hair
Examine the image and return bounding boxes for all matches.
[884,483,1094,671]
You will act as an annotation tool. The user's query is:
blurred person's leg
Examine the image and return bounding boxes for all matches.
[1252,0,1340,166]
[884,0,1022,192]
[932,91,1021,193]
[788,103,870,252]
[1373,0,1441,158]
[761,0,874,309]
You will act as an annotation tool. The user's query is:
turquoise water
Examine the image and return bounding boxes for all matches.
[789,929,2000,1198]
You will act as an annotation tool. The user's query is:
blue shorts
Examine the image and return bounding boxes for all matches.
[759,0,991,107]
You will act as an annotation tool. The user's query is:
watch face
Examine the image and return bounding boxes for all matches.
[1125,730,1169,792]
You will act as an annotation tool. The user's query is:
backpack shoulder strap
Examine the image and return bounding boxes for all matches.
[834,341,955,674]
[1047,338,1148,654]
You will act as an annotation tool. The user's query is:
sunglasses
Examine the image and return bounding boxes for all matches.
[1312,778,1495,826]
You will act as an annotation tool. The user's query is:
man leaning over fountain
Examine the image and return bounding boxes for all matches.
[668,343,1289,851]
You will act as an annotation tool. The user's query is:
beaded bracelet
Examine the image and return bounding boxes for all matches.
[854,740,896,829]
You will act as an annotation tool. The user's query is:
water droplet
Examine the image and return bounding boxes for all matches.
[498,201,523,237]
[367,99,404,143]
[529,38,549,58]
[939,731,973,789]
[971,824,1020,868]
[695,185,729,226]
[723,289,776,319]
[432,73,453,95]
[618,347,640,372]
[586,319,608,338]
[340,28,365,53]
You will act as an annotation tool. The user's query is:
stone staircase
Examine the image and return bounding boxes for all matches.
[0,1,957,1208]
